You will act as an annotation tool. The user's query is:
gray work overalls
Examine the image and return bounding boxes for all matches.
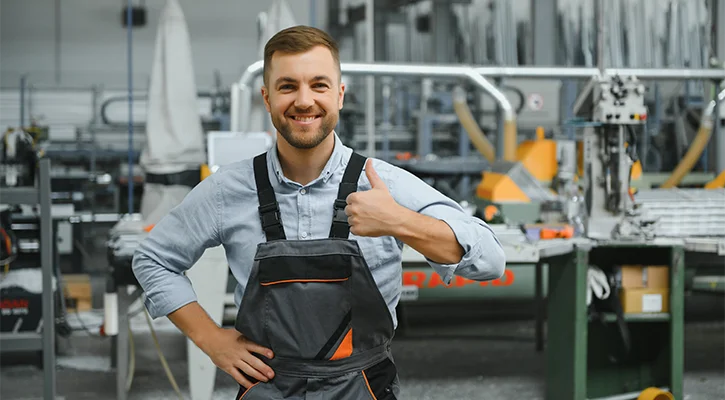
[234,151,399,400]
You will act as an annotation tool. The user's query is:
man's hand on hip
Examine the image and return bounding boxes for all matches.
[200,327,275,389]
[345,159,409,237]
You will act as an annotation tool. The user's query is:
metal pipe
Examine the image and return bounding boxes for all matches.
[232,60,264,133]
[472,66,725,80]
[365,0,375,156]
[232,61,516,132]
[19,75,26,128]
[596,0,604,74]
[716,83,724,174]
[231,61,725,132]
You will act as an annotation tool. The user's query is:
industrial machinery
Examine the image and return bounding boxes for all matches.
[581,74,650,240]
[1,127,37,188]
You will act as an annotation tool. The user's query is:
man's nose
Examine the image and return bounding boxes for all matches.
[294,86,315,109]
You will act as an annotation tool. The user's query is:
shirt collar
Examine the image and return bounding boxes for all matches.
[268,131,348,186]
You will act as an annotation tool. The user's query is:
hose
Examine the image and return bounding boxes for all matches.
[144,309,186,400]
[660,87,725,188]
[452,86,496,163]
[463,70,517,162]
[503,119,518,162]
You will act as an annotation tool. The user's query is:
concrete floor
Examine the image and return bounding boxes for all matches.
[1,296,723,400]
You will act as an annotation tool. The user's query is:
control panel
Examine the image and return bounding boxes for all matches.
[593,75,648,125]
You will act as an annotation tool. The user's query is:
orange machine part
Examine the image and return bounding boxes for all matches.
[516,128,557,182]
[476,172,530,202]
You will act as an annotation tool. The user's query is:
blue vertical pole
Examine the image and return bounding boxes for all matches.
[19,75,26,128]
[126,1,134,214]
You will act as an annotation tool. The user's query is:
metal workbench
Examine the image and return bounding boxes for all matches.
[549,240,689,400]
[0,158,57,400]
[402,228,725,400]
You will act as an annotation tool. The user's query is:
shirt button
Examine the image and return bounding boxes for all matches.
[300,188,306,194]
[301,232,308,238]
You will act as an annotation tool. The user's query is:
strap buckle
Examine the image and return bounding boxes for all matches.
[333,199,347,210]
[332,199,348,223]
[259,203,282,228]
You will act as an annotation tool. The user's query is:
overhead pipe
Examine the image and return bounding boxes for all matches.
[452,86,495,163]
[231,60,264,135]
[231,62,725,161]
[231,61,517,160]
[471,66,725,81]
[233,63,725,132]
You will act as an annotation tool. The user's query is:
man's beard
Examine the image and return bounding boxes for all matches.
[272,111,337,149]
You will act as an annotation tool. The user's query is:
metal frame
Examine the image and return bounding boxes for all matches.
[543,243,685,400]
[230,61,725,161]
[230,61,516,154]
[0,158,56,400]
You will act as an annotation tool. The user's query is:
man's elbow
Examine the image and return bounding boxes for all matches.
[474,240,506,281]
[488,242,506,280]
[454,242,506,282]
[131,248,160,288]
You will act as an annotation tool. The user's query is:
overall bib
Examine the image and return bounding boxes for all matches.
[234,151,399,400]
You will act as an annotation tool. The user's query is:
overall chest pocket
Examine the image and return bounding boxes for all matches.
[258,254,353,360]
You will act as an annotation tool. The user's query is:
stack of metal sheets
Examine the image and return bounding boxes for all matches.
[635,188,725,238]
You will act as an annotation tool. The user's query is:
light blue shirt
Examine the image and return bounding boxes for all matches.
[132,134,506,327]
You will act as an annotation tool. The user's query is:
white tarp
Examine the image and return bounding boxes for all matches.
[247,0,297,134]
[139,0,206,226]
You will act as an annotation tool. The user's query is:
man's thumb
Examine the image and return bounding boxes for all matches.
[365,159,385,189]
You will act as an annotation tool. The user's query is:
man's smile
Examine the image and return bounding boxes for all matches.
[288,114,321,125]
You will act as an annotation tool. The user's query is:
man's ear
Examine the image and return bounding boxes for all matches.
[338,81,346,110]
[261,86,271,112]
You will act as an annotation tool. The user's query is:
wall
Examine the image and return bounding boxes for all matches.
[0,0,327,90]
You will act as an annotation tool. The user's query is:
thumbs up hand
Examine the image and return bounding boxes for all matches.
[345,159,407,237]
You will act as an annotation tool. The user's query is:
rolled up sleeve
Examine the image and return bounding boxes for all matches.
[373,159,506,285]
[132,174,223,318]
[422,210,506,284]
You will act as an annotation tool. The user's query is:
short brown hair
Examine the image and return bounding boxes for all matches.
[263,25,341,85]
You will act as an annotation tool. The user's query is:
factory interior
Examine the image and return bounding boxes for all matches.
[1,0,725,399]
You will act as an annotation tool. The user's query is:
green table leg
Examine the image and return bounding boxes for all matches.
[546,246,589,400]
[535,261,544,352]
[670,246,685,399]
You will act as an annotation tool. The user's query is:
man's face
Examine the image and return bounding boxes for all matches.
[262,46,345,149]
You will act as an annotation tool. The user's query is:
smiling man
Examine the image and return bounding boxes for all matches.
[132,25,505,399]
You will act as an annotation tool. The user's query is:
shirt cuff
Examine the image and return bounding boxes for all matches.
[143,274,197,319]
[425,218,484,285]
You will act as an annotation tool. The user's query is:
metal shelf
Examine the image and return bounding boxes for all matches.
[0,186,39,204]
[600,312,670,323]
[0,158,56,399]
[0,332,43,351]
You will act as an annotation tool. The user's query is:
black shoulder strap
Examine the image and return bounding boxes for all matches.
[253,153,286,241]
[329,152,367,239]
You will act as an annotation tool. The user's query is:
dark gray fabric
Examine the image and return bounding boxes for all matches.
[253,238,362,260]
[232,153,399,399]
[236,239,394,361]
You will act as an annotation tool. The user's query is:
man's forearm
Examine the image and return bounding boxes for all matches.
[391,206,464,264]
[167,302,220,352]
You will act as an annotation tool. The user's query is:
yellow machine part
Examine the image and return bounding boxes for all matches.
[476,171,530,202]
[704,170,725,189]
[630,159,642,180]
[200,164,212,180]
[516,127,557,182]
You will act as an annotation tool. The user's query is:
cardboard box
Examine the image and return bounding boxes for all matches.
[620,288,669,314]
[618,265,669,289]
[62,274,92,311]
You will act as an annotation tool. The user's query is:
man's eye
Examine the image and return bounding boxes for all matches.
[279,85,294,90]
[313,83,328,89]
